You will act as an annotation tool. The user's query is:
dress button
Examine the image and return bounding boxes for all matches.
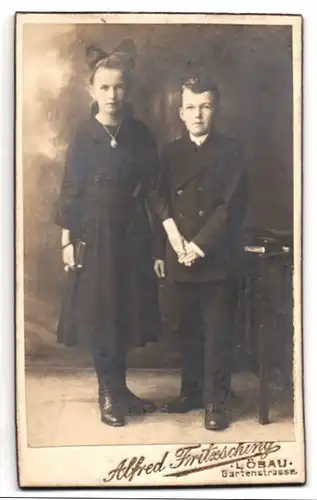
[177,189,183,196]
[198,210,204,216]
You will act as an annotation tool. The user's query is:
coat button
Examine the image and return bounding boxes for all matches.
[179,212,184,218]
[177,189,183,196]
[198,210,204,216]
[198,186,203,191]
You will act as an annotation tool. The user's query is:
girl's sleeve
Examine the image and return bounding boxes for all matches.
[55,131,84,237]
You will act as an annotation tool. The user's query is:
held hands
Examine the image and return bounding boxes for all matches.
[162,219,204,268]
[178,241,202,267]
[153,249,199,279]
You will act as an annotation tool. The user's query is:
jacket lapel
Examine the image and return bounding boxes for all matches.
[175,130,222,190]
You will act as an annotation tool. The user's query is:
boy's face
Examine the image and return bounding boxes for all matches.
[179,88,216,137]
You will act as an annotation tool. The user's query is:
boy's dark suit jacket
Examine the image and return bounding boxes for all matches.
[153,129,248,283]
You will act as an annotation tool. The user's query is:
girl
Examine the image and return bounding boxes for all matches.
[56,41,161,427]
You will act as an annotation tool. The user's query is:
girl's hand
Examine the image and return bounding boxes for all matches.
[62,243,75,271]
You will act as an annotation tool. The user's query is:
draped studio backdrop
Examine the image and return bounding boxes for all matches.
[22,22,293,367]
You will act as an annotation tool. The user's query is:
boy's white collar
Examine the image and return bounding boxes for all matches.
[189,132,209,146]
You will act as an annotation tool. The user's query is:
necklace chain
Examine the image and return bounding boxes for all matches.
[101,122,121,148]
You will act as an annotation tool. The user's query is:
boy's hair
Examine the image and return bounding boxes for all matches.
[181,76,220,105]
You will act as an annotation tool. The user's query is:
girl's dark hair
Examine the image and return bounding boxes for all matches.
[86,40,136,86]
[89,53,132,86]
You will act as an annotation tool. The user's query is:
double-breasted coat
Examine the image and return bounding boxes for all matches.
[154,129,248,283]
[55,115,162,351]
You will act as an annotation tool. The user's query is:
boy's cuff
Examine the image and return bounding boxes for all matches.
[162,218,180,239]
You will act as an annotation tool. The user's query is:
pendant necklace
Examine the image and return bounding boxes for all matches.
[101,122,121,148]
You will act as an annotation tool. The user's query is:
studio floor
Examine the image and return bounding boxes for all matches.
[25,363,294,448]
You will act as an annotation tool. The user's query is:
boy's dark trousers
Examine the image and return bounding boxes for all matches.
[175,279,237,409]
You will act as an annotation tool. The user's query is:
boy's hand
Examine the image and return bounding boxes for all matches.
[154,259,166,279]
[178,242,205,267]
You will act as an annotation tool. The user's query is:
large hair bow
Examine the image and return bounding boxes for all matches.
[85,39,137,70]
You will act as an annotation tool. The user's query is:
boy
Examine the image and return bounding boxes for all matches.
[154,75,248,430]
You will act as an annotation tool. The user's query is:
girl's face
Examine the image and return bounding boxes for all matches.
[90,66,126,117]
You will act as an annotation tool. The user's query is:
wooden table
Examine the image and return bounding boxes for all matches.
[241,230,293,424]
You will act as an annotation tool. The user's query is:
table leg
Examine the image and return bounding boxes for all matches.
[244,276,252,357]
[258,259,269,425]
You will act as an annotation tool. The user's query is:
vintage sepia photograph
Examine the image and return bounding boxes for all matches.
[15,12,303,487]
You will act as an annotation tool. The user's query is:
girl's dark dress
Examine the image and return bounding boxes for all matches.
[56,116,161,360]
